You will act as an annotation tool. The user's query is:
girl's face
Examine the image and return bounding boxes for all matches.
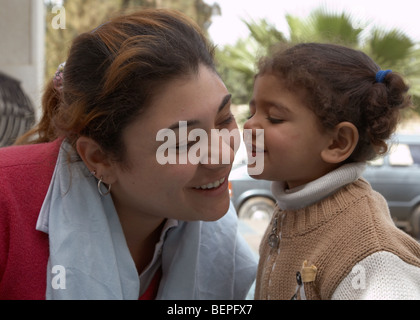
[110,65,239,222]
[244,73,333,189]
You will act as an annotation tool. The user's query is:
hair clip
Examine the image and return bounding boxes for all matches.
[375,69,392,84]
[53,62,66,91]
[90,22,109,34]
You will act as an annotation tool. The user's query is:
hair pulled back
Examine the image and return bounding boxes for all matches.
[257,43,412,162]
[17,9,216,162]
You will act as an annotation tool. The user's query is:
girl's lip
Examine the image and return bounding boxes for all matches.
[252,144,266,152]
[246,143,266,154]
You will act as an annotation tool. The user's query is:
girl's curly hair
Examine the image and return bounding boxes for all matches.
[257,43,412,162]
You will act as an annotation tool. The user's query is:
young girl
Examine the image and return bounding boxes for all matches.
[245,43,420,300]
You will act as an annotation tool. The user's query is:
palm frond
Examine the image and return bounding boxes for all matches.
[368,29,414,67]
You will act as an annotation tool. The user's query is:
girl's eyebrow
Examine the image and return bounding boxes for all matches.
[249,98,291,113]
[270,102,291,113]
[167,93,232,131]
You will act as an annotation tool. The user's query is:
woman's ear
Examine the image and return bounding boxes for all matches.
[321,122,359,164]
[76,136,116,184]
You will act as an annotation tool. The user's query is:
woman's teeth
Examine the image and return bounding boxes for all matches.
[194,177,226,190]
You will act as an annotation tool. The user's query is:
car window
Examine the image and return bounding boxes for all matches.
[389,143,413,166]
[409,145,420,166]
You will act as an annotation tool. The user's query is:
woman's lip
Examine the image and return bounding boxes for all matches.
[193,176,226,190]
[191,175,229,196]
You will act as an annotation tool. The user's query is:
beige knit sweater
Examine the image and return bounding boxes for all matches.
[255,176,420,300]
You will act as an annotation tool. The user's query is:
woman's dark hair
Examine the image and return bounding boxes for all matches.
[257,42,412,162]
[16,9,216,163]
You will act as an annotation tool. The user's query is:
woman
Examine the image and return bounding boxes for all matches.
[0,9,257,300]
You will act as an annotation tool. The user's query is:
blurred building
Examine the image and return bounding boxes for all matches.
[0,0,45,121]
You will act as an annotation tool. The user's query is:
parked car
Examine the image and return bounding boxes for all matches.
[363,134,420,238]
[229,134,420,238]
[229,164,274,220]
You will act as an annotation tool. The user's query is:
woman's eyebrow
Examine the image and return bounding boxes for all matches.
[218,94,232,113]
[168,120,200,131]
[167,93,232,130]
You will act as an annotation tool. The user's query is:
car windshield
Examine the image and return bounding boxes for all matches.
[368,140,420,167]
[389,144,414,166]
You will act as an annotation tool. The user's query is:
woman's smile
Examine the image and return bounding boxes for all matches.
[191,174,230,197]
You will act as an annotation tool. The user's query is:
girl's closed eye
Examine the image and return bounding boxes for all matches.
[266,116,284,124]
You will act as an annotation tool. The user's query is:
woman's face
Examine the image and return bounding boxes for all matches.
[110,65,239,222]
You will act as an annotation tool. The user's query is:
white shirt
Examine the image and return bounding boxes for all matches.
[138,218,178,296]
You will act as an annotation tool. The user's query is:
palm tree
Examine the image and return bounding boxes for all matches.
[286,8,362,46]
[216,7,420,116]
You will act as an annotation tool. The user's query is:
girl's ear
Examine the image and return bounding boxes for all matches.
[321,122,359,164]
[76,136,117,184]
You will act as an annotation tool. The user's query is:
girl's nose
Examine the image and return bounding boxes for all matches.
[243,113,262,131]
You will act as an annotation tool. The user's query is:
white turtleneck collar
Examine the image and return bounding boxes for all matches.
[271,162,366,211]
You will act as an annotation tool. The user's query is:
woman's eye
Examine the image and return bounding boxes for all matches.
[175,141,196,151]
[219,114,235,126]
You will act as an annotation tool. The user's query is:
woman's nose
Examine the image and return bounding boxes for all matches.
[201,129,240,168]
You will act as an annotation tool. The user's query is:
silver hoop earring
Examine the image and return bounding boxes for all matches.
[98,176,111,196]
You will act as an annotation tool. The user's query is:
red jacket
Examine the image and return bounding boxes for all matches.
[0,140,162,300]
[0,140,61,299]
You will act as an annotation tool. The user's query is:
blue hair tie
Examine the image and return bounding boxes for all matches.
[375,69,392,83]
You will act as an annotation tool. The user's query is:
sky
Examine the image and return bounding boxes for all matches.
[203,0,420,46]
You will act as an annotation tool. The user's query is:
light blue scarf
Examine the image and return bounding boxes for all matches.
[36,142,257,300]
